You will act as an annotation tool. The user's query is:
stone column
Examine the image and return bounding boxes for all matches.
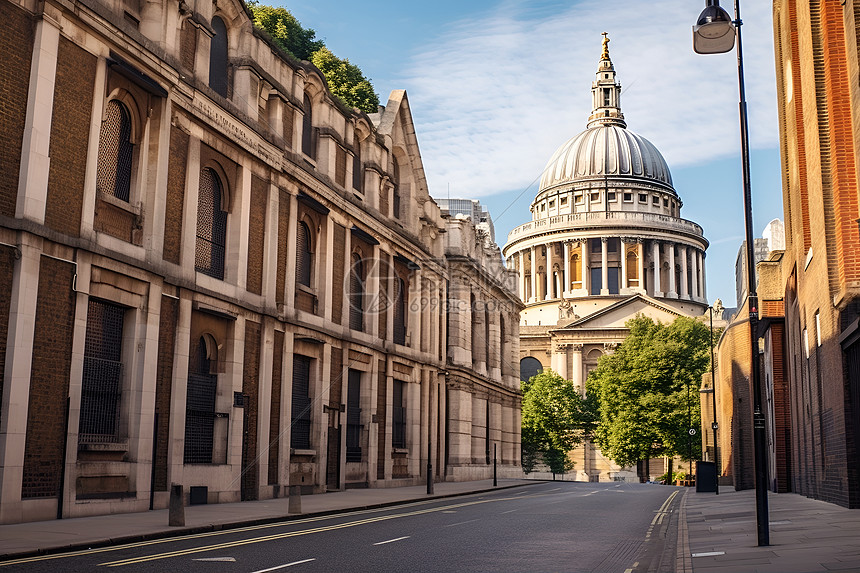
[518,251,526,302]
[556,344,568,380]
[581,240,589,294]
[667,242,677,298]
[545,242,553,300]
[563,242,571,296]
[600,238,609,295]
[652,241,662,297]
[571,344,584,395]
[637,240,645,294]
[701,251,707,301]
[680,245,689,299]
[530,246,537,303]
[691,249,700,300]
[620,238,628,291]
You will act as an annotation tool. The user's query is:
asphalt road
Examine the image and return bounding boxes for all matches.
[0,481,683,573]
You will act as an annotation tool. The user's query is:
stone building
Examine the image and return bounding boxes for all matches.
[502,38,711,481]
[772,0,860,507]
[0,0,521,524]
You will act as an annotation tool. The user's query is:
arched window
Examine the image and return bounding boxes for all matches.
[393,277,407,345]
[209,16,228,97]
[302,94,315,158]
[626,250,638,287]
[196,167,227,279]
[571,253,581,287]
[520,356,543,383]
[97,100,134,202]
[349,253,364,331]
[296,221,313,287]
[185,336,217,463]
[392,158,401,219]
[352,140,362,191]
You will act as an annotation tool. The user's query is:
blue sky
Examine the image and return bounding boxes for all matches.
[276,0,783,308]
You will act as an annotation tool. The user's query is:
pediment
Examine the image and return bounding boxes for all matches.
[553,294,682,331]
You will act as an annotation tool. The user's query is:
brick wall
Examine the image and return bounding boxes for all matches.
[0,2,34,218]
[44,37,95,237]
[179,19,196,73]
[246,175,266,295]
[22,256,76,498]
[331,223,345,324]
[275,189,289,305]
[153,295,178,491]
[163,126,188,264]
[241,320,261,500]
[268,330,284,485]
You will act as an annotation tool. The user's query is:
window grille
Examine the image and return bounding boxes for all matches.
[195,168,227,279]
[302,94,315,158]
[291,355,312,449]
[393,277,406,345]
[392,380,406,449]
[79,299,125,444]
[209,16,228,97]
[346,369,362,462]
[296,221,312,287]
[184,339,217,463]
[349,254,364,332]
[97,100,134,202]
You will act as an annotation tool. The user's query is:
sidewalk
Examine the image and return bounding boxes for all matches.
[0,479,536,560]
[679,487,860,572]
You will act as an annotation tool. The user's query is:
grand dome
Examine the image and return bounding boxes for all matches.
[539,124,674,193]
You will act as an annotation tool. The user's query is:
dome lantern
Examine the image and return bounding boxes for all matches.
[587,33,626,129]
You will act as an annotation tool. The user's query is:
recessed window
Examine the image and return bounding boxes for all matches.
[541,203,546,211]
[652,196,660,205]
[195,167,227,280]
[575,193,584,204]
[608,192,616,201]
[80,299,126,444]
[591,192,600,202]
[623,192,633,202]
[560,196,568,206]
[639,193,647,203]
[663,198,669,207]
[97,100,134,202]
[209,16,228,98]
[549,200,555,208]
[392,380,406,449]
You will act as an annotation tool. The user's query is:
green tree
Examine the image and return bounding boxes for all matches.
[310,47,379,113]
[247,3,380,113]
[521,369,590,474]
[247,1,323,61]
[586,315,710,471]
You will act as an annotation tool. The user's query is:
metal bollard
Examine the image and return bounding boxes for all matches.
[288,485,302,514]
[169,483,185,526]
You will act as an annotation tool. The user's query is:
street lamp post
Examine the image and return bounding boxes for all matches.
[709,305,719,495]
[693,0,769,546]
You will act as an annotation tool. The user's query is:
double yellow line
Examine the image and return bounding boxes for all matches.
[100,497,504,567]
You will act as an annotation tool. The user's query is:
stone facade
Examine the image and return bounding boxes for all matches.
[773,0,860,508]
[0,0,521,524]
[503,40,710,482]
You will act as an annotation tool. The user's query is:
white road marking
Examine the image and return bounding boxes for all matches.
[251,558,316,572]
[691,551,725,558]
[441,510,457,513]
[373,536,410,546]
[193,557,236,562]
[547,487,562,492]
[501,509,518,514]
[444,519,479,528]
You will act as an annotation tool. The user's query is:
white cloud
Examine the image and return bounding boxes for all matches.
[400,0,778,199]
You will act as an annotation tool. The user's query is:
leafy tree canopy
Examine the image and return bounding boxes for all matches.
[310,47,379,113]
[247,2,380,113]
[586,314,711,468]
[521,369,594,473]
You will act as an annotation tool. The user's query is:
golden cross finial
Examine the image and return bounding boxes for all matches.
[601,32,610,60]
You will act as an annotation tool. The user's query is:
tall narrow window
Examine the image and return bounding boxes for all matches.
[185,337,217,463]
[291,355,312,449]
[392,158,401,219]
[352,140,362,192]
[349,253,364,331]
[346,369,362,462]
[302,94,315,158]
[296,221,312,287]
[79,299,125,444]
[393,277,407,345]
[195,168,227,279]
[392,380,406,449]
[97,100,134,202]
[209,16,228,97]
